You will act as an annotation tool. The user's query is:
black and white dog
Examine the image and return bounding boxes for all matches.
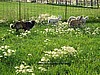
[10,20,35,32]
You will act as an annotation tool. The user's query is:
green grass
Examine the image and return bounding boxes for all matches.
[0,22,100,75]
[0,2,100,21]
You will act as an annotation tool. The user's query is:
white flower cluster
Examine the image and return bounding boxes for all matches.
[38,66,47,71]
[44,28,55,32]
[37,14,50,23]
[39,46,77,63]
[84,27,100,35]
[0,45,16,60]
[7,29,15,34]
[0,19,6,23]
[15,61,35,75]
[17,30,31,38]
[84,27,91,34]
[92,27,100,35]
[44,39,50,45]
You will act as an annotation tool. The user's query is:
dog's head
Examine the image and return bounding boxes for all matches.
[31,20,36,25]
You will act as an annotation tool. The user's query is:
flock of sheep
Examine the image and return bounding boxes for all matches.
[10,15,89,32]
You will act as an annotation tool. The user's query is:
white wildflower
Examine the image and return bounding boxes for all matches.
[7,49,11,53]
[41,57,49,62]
[4,45,9,49]
[15,66,19,69]
[26,69,33,72]
[1,46,5,49]
[44,28,49,32]
[28,54,32,56]
[20,64,25,70]
[25,66,30,68]
[92,32,96,35]
[22,69,26,73]
[3,52,7,56]
[54,48,59,51]
[67,28,75,32]
[32,73,35,75]
[0,55,3,58]
[38,67,47,71]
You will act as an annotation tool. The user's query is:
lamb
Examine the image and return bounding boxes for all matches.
[48,16,62,24]
[10,20,35,32]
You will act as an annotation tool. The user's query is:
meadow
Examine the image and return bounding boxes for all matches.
[0,2,100,75]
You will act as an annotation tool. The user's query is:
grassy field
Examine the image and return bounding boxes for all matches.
[0,2,100,75]
[0,2,100,21]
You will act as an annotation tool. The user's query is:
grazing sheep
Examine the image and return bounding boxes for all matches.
[48,16,62,24]
[69,16,83,28]
[10,20,35,32]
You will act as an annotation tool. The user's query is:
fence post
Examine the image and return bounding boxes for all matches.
[70,0,71,5]
[97,0,99,8]
[91,0,93,7]
[65,0,67,20]
[19,0,21,21]
[83,0,86,6]
[76,0,78,6]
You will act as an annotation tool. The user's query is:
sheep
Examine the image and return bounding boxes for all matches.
[67,16,84,24]
[69,16,83,28]
[10,20,35,32]
[67,16,88,25]
[48,16,62,24]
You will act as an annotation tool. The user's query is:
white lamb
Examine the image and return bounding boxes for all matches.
[48,16,62,24]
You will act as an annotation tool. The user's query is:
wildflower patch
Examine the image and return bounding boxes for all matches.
[0,45,16,61]
[39,46,77,64]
